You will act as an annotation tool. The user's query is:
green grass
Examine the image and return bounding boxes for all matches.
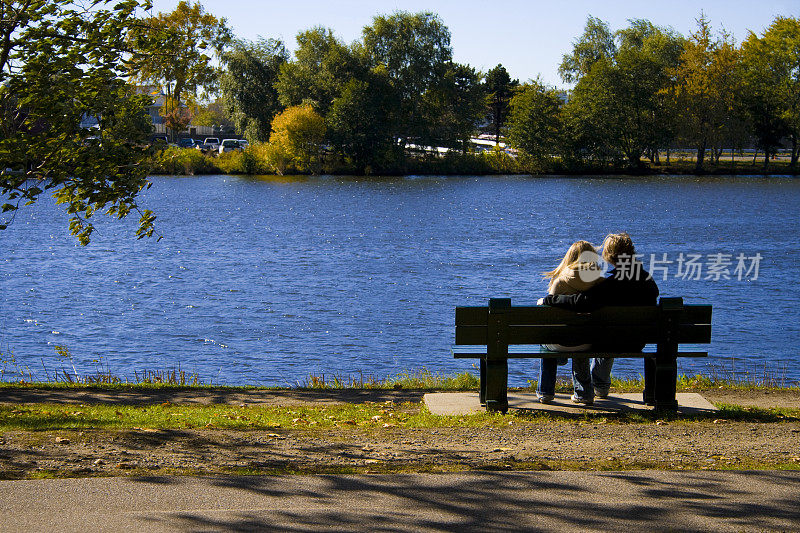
[1,400,797,432]
[0,401,546,431]
[300,368,480,390]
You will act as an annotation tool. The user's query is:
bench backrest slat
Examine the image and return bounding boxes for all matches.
[455,305,711,327]
[456,323,711,345]
[454,302,712,346]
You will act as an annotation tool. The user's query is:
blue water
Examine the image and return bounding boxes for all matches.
[2,174,799,386]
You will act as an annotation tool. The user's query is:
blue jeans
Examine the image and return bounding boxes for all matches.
[591,357,614,392]
[537,357,567,396]
[571,357,614,399]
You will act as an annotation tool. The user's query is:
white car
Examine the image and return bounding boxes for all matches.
[219,139,241,153]
[238,139,249,149]
[197,137,220,152]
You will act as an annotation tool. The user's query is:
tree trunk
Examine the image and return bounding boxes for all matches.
[791,135,798,169]
[764,150,770,171]
[695,141,706,172]
[666,148,670,165]
[752,149,758,166]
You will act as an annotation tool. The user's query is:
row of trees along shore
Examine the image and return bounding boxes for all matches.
[1,1,799,243]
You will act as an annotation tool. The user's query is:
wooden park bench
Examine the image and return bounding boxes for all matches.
[452,297,712,413]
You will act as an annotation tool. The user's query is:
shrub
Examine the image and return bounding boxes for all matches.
[215,150,244,174]
[151,147,215,175]
[258,142,293,175]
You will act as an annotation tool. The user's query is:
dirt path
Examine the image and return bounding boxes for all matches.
[1,388,798,479]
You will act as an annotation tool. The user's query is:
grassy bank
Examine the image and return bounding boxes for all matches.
[1,364,797,392]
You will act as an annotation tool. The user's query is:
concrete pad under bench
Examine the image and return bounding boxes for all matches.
[423,392,717,416]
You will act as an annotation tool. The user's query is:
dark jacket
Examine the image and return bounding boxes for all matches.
[541,263,659,351]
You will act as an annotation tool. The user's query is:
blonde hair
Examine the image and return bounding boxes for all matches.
[544,241,598,287]
[602,232,636,265]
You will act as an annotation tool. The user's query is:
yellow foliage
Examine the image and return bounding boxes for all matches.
[268,104,326,173]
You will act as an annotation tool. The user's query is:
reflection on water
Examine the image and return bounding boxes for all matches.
[2,174,799,385]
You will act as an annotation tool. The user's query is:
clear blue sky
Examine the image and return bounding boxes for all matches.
[149,0,799,86]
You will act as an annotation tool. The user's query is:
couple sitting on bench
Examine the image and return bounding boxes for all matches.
[536,233,659,406]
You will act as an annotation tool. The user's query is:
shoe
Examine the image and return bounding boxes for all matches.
[595,388,609,399]
[571,393,594,406]
[537,393,554,404]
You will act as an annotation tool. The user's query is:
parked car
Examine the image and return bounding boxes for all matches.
[219,139,241,153]
[151,135,169,147]
[177,138,196,149]
[238,139,249,149]
[196,137,221,153]
[82,136,102,148]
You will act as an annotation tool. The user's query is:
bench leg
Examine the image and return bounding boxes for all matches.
[479,359,487,406]
[643,357,656,406]
[484,359,508,413]
[654,354,678,411]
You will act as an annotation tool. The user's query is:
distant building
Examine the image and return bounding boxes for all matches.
[137,85,167,125]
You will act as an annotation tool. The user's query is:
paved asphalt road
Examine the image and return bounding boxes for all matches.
[1,470,798,532]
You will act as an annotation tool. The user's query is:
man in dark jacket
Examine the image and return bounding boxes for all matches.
[541,233,659,403]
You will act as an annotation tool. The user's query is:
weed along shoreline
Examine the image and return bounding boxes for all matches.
[0,372,798,480]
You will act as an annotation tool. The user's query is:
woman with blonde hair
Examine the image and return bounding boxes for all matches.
[536,240,604,404]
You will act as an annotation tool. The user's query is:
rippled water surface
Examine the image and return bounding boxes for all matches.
[2,174,799,386]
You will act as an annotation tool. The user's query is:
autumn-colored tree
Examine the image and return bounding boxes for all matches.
[268,105,326,174]
[668,14,743,171]
[128,1,232,107]
[161,95,193,133]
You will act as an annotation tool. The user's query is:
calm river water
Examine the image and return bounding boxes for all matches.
[2,174,799,386]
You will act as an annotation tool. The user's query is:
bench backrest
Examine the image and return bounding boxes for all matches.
[455,297,711,346]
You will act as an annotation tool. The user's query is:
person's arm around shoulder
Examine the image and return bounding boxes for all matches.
[541,277,612,311]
